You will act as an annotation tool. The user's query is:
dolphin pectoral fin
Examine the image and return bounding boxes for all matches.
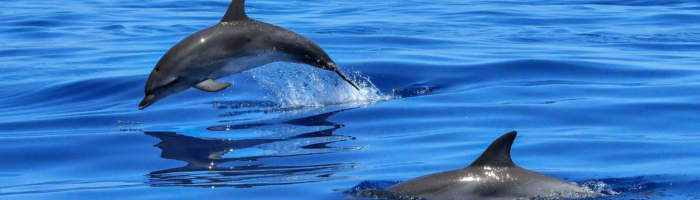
[334,70,360,91]
[194,79,232,92]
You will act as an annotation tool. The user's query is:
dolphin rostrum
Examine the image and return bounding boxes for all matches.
[139,0,359,110]
[384,131,603,200]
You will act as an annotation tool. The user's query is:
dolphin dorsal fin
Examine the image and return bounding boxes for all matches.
[221,0,248,22]
[469,131,517,167]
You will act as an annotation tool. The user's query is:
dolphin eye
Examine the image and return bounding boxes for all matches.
[154,68,160,72]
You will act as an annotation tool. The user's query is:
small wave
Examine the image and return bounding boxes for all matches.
[149,163,357,188]
[243,62,393,108]
[0,180,142,196]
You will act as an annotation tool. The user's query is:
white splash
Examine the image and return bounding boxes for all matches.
[575,180,620,195]
[244,62,392,108]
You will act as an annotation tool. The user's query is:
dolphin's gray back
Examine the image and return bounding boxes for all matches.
[388,166,595,200]
[386,132,601,200]
[162,19,331,79]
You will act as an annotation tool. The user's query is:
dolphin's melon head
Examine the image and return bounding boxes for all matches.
[139,55,190,110]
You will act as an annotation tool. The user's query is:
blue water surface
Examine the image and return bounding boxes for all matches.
[1,0,700,199]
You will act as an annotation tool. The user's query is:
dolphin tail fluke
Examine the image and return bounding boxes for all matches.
[334,70,360,90]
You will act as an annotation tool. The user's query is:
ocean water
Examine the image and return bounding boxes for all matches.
[1,0,700,199]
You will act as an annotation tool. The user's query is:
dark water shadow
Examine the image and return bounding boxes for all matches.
[144,108,361,188]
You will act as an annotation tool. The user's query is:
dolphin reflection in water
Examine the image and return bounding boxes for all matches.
[145,108,361,188]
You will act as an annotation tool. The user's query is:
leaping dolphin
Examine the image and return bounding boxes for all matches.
[384,131,603,200]
[139,0,359,110]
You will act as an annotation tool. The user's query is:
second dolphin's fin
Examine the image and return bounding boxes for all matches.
[468,131,518,167]
[221,0,248,22]
[194,79,232,92]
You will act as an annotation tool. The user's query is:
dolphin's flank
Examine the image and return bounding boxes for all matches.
[139,0,359,110]
[385,131,604,200]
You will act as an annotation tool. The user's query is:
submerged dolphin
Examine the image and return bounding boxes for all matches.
[139,0,359,110]
[384,131,603,200]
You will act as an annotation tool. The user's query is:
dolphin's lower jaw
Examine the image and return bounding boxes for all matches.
[139,94,156,110]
